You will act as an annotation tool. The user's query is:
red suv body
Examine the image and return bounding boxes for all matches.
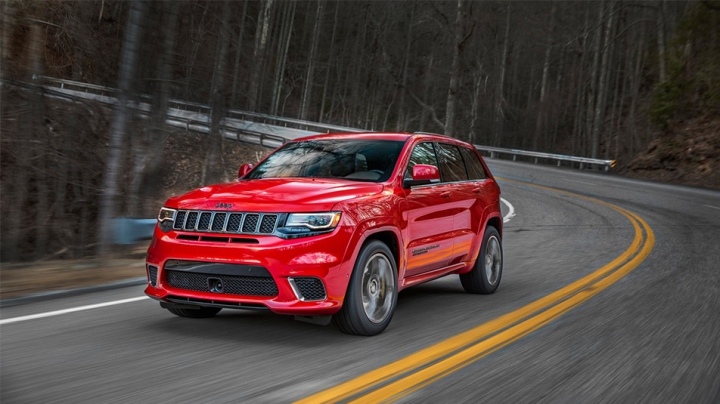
[145,133,503,335]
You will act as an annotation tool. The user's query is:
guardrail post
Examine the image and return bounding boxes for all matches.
[513,155,517,161]
[534,157,538,164]
[579,163,584,170]
[557,160,561,167]
[490,151,496,159]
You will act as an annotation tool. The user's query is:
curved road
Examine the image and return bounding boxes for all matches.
[2,160,719,403]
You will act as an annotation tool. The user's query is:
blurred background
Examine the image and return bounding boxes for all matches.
[1,0,718,267]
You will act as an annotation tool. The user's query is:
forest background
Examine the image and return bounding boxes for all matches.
[1,0,719,262]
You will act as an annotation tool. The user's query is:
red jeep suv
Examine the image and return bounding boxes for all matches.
[145,132,503,335]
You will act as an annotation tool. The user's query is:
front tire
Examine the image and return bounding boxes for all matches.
[460,226,503,294]
[333,240,398,336]
[166,307,222,318]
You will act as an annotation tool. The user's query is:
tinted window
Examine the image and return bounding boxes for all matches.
[460,147,487,180]
[405,142,439,179]
[245,139,404,182]
[436,143,468,182]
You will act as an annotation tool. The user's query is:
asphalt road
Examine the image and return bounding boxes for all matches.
[2,160,719,403]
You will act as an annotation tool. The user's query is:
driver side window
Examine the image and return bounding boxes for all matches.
[405,142,439,179]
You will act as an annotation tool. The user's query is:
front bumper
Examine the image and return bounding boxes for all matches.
[144,224,355,316]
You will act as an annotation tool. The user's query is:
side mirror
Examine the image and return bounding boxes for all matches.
[404,164,440,188]
[238,163,253,178]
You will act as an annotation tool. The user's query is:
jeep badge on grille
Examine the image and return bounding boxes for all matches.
[215,202,233,209]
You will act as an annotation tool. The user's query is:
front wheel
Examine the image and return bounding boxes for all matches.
[332,240,398,336]
[460,226,503,294]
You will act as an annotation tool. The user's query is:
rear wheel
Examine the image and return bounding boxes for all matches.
[460,226,503,294]
[333,240,397,336]
[166,307,222,318]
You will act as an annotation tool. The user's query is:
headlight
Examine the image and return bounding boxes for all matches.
[285,212,341,230]
[157,207,176,232]
[157,207,176,222]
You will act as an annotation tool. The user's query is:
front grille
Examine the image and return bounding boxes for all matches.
[211,213,226,231]
[184,212,199,230]
[242,214,259,233]
[147,265,158,287]
[166,270,278,296]
[259,215,278,233]
[226,213,243,232]
[291,277,327,301]
[173,211,187,230]
[197,212,212,231]
[170,210,279,235]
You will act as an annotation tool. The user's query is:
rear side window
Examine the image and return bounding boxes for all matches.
[436,143,468,182]
[405,142,439,178]
[460,147,487,180]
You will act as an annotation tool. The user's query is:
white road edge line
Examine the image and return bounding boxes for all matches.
[501,198,515,223]
[704,205,720,210]
[0,296,149,325]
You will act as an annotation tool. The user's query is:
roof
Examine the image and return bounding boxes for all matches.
[293,132,472,147]
[295,132,413,142]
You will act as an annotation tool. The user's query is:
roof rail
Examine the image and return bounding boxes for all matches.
[413,131,448,137]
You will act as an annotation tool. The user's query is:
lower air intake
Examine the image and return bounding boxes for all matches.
[147,265,158,287]
[290,277,327,301]
[166,270,278,297]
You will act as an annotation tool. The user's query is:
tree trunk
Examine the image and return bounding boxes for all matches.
[202,1,232,184]
[28,22,49,259]
[319,1,339,122]
[591,1,615,159]
[445,0,466,138]
[494,4,511,146]
[183,5,208,101]
[247,0,274,112]
[656,0,667,82]
[534,1,557,151]
[97,1,147,256]
[586,1,605,157]
[299,0,325,121]
[1,0,14,80]
[395,4,416,132]
[230,1,249,108]
[470,60,483,144]
[271,0,296,116]
[419,56,434,131]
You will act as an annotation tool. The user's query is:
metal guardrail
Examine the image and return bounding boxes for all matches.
[37,76,363,135]
[474,145,616,172]
[31,76,616,171]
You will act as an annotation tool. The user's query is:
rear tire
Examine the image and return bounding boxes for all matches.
[460,226,503,294]
[166,307,222,318]
[333,240,398,336]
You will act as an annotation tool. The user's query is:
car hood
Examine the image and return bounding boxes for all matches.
[166,178,384,212]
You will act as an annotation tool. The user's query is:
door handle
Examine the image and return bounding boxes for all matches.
[472,187,482,193]
[440,191,452,198]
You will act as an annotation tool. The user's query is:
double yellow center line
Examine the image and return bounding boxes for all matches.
[297,179,655,404]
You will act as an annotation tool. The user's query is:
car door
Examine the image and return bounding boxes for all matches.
[403,142,457,277]
[434,143,475,264]
[458,146,492,261]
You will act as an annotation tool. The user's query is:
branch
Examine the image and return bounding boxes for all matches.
[459,21,476,49]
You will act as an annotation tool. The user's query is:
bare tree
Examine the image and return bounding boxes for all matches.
[445,0,467,138]
[247,0,275,111]
[591,1,616,159]
[97,1,147,256]
[300,0,325,121]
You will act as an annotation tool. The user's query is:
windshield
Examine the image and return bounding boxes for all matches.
[245,139,406,182]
